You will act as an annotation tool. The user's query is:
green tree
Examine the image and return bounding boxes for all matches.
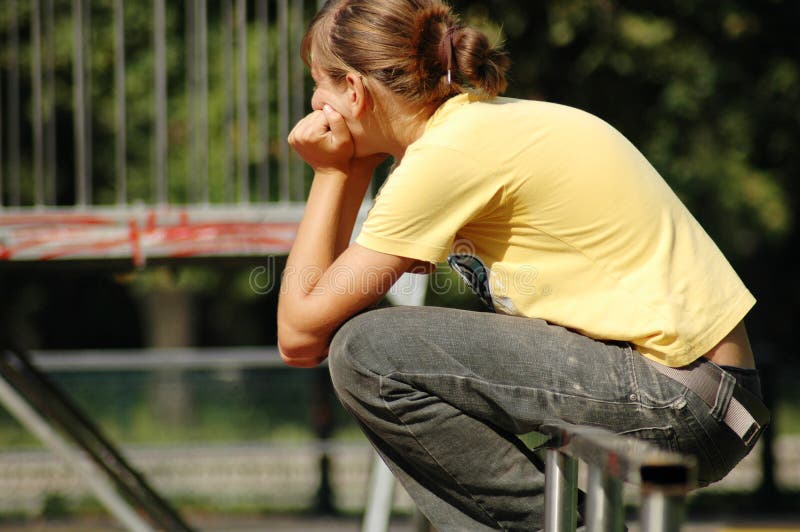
[453,0,799,352]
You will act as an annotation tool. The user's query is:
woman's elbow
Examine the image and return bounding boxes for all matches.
[277,327,328,367]
[278,344,325,367]
[280,350,325,368]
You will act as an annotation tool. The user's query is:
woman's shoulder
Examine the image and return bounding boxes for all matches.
[429,94,602,134]
[416,94,600,159]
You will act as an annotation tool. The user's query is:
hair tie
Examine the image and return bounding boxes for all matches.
[438,26,458,85]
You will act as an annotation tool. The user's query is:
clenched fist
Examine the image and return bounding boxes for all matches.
[288,104,354,175]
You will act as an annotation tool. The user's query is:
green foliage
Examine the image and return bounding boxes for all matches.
[2,1,797,255]
[456,0,798,260]
[0,367,345,446]
[1,0,798,452]
[0,0,309,206]
[41,493,71,520]
[424,263,485,311]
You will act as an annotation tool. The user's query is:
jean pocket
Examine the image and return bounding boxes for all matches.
[628,350,689,408]
[618,426,681,454]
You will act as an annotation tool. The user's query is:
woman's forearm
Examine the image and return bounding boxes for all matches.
[282,170,350,297]
[335,172,373,256]
[277,168,372,354]
[280,105,386,363]
[277,171,348,362]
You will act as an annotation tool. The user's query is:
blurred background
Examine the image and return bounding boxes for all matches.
[0,0,798,530]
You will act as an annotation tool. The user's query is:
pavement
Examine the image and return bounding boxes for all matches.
[0,438,797,531]
[3,512,800,532]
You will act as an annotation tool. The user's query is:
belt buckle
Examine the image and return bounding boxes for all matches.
[741,421,761,447]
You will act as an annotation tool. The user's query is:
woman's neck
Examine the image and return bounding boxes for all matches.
[370,87,438,160]
[384,114,431,160]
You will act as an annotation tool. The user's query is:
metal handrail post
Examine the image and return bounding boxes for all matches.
[544,448,578,532]
[114,0,127,205]
[640,457,692,532]
[541,421,695,532]
[586,464,624,532]
[153,0,168,205]
[0,374,154,532]
[641,490,686,532]
[72,0,87,206]
[361,454,396,532]
[31,0,45,207]
[236,0,249,204]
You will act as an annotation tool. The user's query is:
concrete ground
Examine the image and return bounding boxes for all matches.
[3,513,800,532]
[1,438,797,531]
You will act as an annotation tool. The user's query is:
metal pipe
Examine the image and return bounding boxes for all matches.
[413,510,434,532]
[0,376,155,532]
[84,0,92,202]
[586,464,624,532]
[0,65,3,206]
[32,0,45,207]
[640,491,685,532]
[72,0,87,206]
[277,0,290,201]
[153,0,167,205]
[222,0,235,203]
[362,455,396,532]
[115,0,127,205]
[9,0,21,206]
[32,346,285,371]
[544,449,578,532]
[256,0,270,202]
[291,0,305,198]
[44,0,57,204]
[185,0,196,202]
[236,0,249,203]
[197,0,209,205]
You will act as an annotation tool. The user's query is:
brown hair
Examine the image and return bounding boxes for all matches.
[302,0,510,108]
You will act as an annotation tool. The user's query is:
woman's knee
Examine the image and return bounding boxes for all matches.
[328,308,411,419]
[329,305,448,393]
[328,308,395,391]
[329,312,368,379]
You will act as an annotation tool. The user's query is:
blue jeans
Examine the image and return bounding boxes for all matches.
[328,306,764,531]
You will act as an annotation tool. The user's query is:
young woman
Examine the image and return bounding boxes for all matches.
[277,0,769,529]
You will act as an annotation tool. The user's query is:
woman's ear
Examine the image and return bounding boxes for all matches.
[345,72,371,118]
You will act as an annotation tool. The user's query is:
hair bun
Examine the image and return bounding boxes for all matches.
[302,0,509,107]
[410,6,508,98]
[408,6,456,93]
[453,27,510,96]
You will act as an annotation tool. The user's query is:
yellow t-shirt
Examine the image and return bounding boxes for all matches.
[356,93,755,367]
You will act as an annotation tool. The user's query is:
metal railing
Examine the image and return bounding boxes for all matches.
[540,421,697,532]
[0,0,324,210]
[0,346,195,531]
[362,421,697,532]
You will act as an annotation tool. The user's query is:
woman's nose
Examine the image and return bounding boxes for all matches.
[310,91,323,111]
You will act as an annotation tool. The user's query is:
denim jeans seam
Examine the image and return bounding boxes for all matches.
[390,371,660,410]
[618,425,680,453]
[710,372,735,423]
[637,399,689,411]
[333,351,508,528]
[338,340,394,378]
[378,373,508,531]
[332,306,752,523]
[623,345,642,404]
[628,348,694,409]
[686,396,732,479]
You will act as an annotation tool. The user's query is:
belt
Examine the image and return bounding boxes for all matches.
[647,358,770,447]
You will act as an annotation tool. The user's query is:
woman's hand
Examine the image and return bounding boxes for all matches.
[288,105,354,175]
[280,106,408,366]
[289,105,388,179]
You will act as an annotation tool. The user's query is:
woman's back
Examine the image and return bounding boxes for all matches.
[360,93,754,366]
